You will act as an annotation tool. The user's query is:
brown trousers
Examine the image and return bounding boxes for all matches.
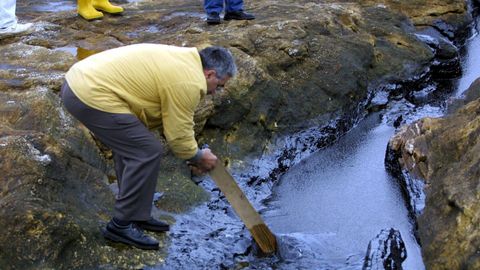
[61,82,162,221]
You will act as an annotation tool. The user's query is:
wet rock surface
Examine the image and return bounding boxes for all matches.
[387,80,480,270]
[363,228,407,270]
[0,0,475,269]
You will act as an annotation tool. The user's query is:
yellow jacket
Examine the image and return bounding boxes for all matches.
[65,44,207,159]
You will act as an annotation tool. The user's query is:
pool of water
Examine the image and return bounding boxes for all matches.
[263,113,424,269]
[258,14,480,270]
[18,0,76,13]
[133,10,480,270]
[456,16,480,96]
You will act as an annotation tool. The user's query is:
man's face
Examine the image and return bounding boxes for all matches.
[204,69,231,95]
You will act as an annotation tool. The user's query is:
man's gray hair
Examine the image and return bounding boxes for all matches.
[199,46,237,79]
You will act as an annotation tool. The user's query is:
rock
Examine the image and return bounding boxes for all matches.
[0,0,475,268]
[447,77,480,113]
[363,228,407,270]
[0,133,169,269]
[386,79,480,270]
[0,88,171,268]
[5,0,469,164]
[0,42,74,92]
[415,27,462,80]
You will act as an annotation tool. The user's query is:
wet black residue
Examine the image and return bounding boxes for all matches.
[151,12,480,270]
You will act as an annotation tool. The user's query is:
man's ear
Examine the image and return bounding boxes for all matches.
[204,69,216,79]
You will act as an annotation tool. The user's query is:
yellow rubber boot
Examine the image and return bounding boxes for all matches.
[78,0,103,20]
[92,0,124,14]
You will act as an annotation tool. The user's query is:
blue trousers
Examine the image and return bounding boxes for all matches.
[204,0,244,14]
[0,0,17,29]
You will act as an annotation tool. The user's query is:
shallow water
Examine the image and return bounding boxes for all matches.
[263,113,424,270]
[53,46,98,61]
[259,15,480,270]
[456,17,480,96]
[18,0,75,13]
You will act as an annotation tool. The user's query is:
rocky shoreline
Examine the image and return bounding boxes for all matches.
[0,0,478,269]
[387,77,480,270]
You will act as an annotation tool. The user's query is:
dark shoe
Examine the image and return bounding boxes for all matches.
[206,12,221,25]
[102,220,159,250]
[135,217,170,232]
[224,11,255,21]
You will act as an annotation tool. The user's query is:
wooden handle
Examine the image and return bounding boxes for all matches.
[209,160,277,254]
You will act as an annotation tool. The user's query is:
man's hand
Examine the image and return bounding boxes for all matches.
[187,148,218,175]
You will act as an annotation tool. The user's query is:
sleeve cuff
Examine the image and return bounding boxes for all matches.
[187,149,203,163]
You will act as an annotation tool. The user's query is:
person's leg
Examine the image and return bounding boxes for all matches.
[204,0,224,15]
[111,133,162,221]
[77,0,103,20]
[92,0,124,14]
[61,82,162,249]
[0,0,17,29]
[113,153,124,192]
[224,0,255,21]
[225,0,243,13]
[62,83,161,221]
[0,0,33,36]
[204,0,223,24]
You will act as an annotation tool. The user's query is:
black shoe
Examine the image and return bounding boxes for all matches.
[224,11,255,21]
[135,217,170,232]
[102,220,159,250]
[206,12,221,25]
